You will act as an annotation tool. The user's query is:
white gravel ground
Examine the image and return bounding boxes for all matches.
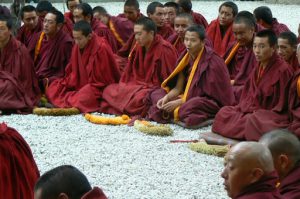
[1,1,300,198]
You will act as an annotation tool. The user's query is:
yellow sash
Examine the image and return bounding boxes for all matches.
[297,76,300,97]
[128,42,137,60]
[108,19,125,46]
[173,36,180,47]
[225,42,240,65]
[34,32,45,63]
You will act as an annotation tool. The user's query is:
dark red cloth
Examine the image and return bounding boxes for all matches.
[28,29,73,84]
[81,187,107,199]
[100,35,178,116]
[157,25,174,40]
[191,10,208,28]
[16,18,43,47]
[288,52,300,71]
[91,18,118,53]
[62,16,74,38]
[64,12,74,24]
[288,69,300,137]
[235,171,282,199]
[46,34,120,113]
[117,33,135,58]
[108,16,133,49]
[0,123,40,199]
[0,37,40,113]
[212,53,292,141]
[279,165,300,199]
[117,13,144,23]
[147,47,235,126]
[271,18,290,36]
[167,33,186,55]
[206,19,235,57]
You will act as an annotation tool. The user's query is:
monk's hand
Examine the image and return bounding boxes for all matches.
[162,99,183,112]
[157,96,169,109]
[230,79,235,85]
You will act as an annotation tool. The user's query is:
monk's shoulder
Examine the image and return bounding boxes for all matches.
[160,38,177,54]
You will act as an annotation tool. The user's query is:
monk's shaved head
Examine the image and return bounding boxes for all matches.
[234,11,256,28]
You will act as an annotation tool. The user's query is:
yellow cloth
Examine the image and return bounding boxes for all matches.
[34,32,45,62]
[85,114,130,125]
[225,42,240,65]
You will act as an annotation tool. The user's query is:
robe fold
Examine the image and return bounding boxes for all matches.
[279,165,300,199]
[191,11,208,28]
[206,19,235,57]
[287,53,300,71]
[234,171,282,199]
[16,18,43,47]
[147,47,235,126]
[62,17,74,38]
[0,123,40,199]
[157,25,174,40]
[46,34,120,113]
[64,12,74,24]
[81,187,108,199]
[28,28,73,85]
[100,35,178,116]
[212,53,292,141]
[108,16,133,49]
[288,70,300,137]
[167,33,186,55]
[271,18,290,36]
[0,37,40,113]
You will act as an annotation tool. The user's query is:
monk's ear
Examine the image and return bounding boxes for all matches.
[87,33,92,40]
[278,154,289,170]
[57,193,69,199]
[250,168,264,183]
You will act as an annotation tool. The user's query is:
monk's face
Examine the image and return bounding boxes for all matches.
[43,13,60,37]
[253,36,275,65]
[174,17,191,38]
[184,31,203,57]
[22,11,38,30]
[164,7,177,26]
[73,30,91,49]
[67,0,80,13]
[0,21,11,46]
[73,8,89,23]
[148,7,164,28]
[218,6,234,27]
[124,6,139,22]
[232,23,255,46]
[278,38,296,62]
[93,12,108,25]
[134,24,153,48]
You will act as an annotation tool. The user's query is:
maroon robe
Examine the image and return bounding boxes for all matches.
[100,35,178,116]
[287,52,300,71]
[234,171,282,199]
[64,11,74,23]
[62,16,74,38]
[271,18,290,36]
[191,10,208,28]
[147,47,235,126]
[0,123,40,199]
[117,13,144,23]
[212,53,292,141]
[16,18,43,47]
[81,187,107,199]
[167,33,186,55]
[288,69,300,137]
[279,165,300,199]
[157,24,174,40]
[206,19,235,57]
[46,34,120,113]
[28,28,73,85]
[0,37,40,113]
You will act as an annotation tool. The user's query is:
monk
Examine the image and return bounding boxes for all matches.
[64,0,81,23]
[163,2,179,27]
[253,6,290,36]
[206,1,238,57]
[287,44,300,136]
[147,2,174,40]
[0,15,40,114]
[17,5,43,47]
[0,123,40,199]
[118,0,143,23]
[92,6,133,50]
[167,13,194,55]
[278,31,299,71]
[28,9,73,91]
[147,25,234,128]
[36,0,52,20]
[34,165,107,199]
[222,142,282,199]
[100,17,177,117]
[176,0,208,28]
[260,129,300,199]
[46,21,120,113]
[224,11,258,101]
[212,30,292,141]
[73,3,118,52]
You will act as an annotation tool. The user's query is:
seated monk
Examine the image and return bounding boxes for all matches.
[147,2,174,40]
[118,0,144,23]
[278,31,299,71]
[17,5,43,47]
[92,6,133,50]
[254,6,290,36]
[64,0,82,24]
[0,15,40,114]
[28,9,73,91]
[224,11,258,101]
[260,129,300,199]
[147,25,235,128]
[46,21,120,113]
[0,123,40,199]
[222,142,282,199]
[176,0,208,28]
[34,165,107,199]
[206,1,238,57]
[73,3,118,52]
[167,13,194,55]
[100,17,178,117]
[212,30,292,141]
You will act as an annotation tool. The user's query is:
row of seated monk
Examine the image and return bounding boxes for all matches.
[1,1,300,142]
[2,123,300,199]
